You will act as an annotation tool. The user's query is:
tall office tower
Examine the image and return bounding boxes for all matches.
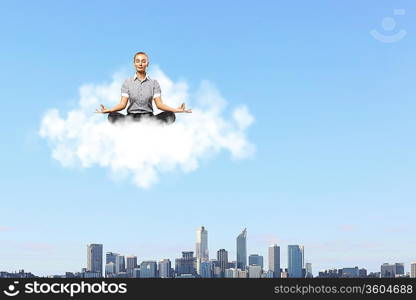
[236,228,247,270]
[158,259,172,278]
[175,251,197,276]
[380,263,395,278]
[411,262,416,278]
[87,244,103,276]
[248,254,264,269]
[288,245,303,278]
[105,262,116,277]
[132,268,140,278]
[126,256,138,278]
[217,249,229,276]
[200,261,213,278]
[358,268,367,278]
[268,245,281,278]
[106,252,118,264]
[140,261,157,278]
[115,255,126,274]
[196,226,209,261]
[305,262,313,278]
[300,246,305,269]
[394,263,404,275]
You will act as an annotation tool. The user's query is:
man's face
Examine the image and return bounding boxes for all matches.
[134,54,149,72]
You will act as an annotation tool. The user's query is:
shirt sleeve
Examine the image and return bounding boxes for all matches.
[153,80,161,99]
[121,79,129,98]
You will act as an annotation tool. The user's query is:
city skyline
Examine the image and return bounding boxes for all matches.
[2,226,415,278]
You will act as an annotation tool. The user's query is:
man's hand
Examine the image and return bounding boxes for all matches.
[176,103,192,113]
[95,104,110,114]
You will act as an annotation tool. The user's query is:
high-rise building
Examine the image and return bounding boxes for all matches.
[126,256,138,278]
[288,245,303,278]
[224,268,235,278]
[105,262,116,277]
[158,259,172,278]
[380,263,395,278]
[381,263,404,278]
[305,262,313,278]
[115,255,126,274]
[236,228,247,270]
[268,245,280,278]
[248,265,262,278]
[394,263,404,275]
[217,249,228,277]
[248,254,263,269]
[132,268,140,278]
[106,252,118,264]
[411,262,416,278]
[196,226,209,261]
[87,244,103,276]
[341,267,359,278]
[200,261,213,278]
[300,246,304,269]
[359,268,367,278]
[140,261,157,278]
[175,251,196,276]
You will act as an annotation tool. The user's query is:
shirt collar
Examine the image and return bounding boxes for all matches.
[133,73,150,82]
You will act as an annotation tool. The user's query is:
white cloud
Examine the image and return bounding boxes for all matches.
[39,66,255,188]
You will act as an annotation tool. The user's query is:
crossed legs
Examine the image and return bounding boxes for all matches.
[108,111,176,125]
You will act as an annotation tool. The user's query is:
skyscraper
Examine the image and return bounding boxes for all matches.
[126,256,138,278]
[305,262,313,278]
[394,263,404,275]
[105,262,116,277]
[175,251,197,276]
[196,226,209,261]
[106,252,118,265]
[236,228,247,270]
[115,255,126,274]
[200,261,213,278]
[411,262,416,278]
[140,261,157,278]
[268,245,280,278]
[158,259,172,278]
[300,246,305,269]
[381,263,395,278]
[217,249,228,277]
[248,254,263,269]
[87,244,103,276]
[288,245,303,278]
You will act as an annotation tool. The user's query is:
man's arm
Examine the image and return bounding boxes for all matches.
[96,96,129,113]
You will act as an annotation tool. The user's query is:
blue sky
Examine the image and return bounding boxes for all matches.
[1,0,415,276]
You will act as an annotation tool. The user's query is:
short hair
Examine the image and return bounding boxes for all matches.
[133,51,149,62]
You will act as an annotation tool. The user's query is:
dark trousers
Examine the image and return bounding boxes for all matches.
[108,111,176,125]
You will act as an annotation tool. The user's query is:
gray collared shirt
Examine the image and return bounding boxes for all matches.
[121,73,161,113]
